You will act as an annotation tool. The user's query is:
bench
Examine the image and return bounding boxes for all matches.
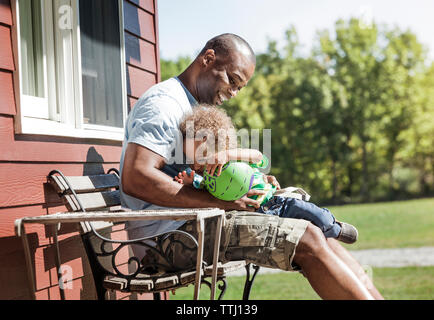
[14,169,262,300]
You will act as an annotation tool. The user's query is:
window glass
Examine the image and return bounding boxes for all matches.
[80,0,123,128]
[19,0,45,98]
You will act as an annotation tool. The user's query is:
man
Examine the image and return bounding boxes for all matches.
[120,34,383,300]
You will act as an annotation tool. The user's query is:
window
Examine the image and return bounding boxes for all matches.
[80,0,123,128]
[14,0,127,140]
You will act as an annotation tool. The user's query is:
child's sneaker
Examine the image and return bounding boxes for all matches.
[336,221,358,244]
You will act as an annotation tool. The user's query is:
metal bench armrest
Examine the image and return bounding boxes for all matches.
[15,208,224,232]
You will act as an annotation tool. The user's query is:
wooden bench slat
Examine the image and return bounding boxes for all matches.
[103,277,128,291]
[49,174,119,194]
[103,263,246,294]
[64,190,121,212]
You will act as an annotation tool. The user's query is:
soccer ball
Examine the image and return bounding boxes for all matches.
[202,161,255,201]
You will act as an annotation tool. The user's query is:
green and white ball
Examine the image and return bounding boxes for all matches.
[203,161,255,201]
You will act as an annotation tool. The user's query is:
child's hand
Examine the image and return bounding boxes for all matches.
[174,170,195,186]
[200,150,229,177]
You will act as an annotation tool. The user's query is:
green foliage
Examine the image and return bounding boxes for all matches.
[160,56,192,81]
[161,18,434,204]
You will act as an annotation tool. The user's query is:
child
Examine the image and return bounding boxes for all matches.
[175,105,358,244]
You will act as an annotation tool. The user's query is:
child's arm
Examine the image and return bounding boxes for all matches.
[204,148,264,176]
[226,148,263,163]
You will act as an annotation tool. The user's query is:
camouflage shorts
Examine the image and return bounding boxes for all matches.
[158,211,309,272]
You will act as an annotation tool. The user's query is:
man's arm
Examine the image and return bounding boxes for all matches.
[122,143,263,210]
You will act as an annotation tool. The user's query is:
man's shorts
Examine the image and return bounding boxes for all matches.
[155,211,309,272]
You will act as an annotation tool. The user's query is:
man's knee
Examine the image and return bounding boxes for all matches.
[295,222,329,262]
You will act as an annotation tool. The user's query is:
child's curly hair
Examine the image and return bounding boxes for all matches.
[179,105,238,151]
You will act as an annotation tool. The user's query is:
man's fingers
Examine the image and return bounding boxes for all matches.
[246,189,266,197]
[242,197,261,209]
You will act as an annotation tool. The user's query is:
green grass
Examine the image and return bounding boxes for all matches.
[327,198,434,250]
[171,266,434,300]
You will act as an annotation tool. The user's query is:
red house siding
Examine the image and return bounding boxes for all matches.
[0,0,163,300]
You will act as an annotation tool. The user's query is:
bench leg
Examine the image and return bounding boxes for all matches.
[17,222,37,300]
[217,278,227,300]
[242,264,260,300]
[201,277,227,300]
[52,225,66,300]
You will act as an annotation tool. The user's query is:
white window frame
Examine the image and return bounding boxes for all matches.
[12,0,128,141]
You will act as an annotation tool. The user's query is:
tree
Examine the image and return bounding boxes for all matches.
[160,56,192,81]
[160,20,434,204]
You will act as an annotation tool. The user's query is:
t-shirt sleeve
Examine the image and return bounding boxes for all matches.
[126,95,184,161]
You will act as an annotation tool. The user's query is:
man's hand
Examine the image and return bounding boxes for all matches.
[265,175,281,190]
[225,189,266,211]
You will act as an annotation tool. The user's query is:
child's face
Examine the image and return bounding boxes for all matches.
[184,137,207,172]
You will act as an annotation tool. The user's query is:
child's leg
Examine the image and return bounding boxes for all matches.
[260,196,342,238]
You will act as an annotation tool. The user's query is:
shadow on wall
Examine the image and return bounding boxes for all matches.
[83,146,105,176]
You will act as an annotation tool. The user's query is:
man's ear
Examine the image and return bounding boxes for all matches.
[202,49,216,67]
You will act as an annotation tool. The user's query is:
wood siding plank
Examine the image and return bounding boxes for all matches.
[127,96,139,113]
[123,1,155,43]
[0,205,75,241]
[0,0,12,26]
[0,24,14,71]
[125,32,157,73]
[0,116,123,162]
[127,0,154,14]
[0,69,15,115]
[126,65,156,99]
[0,163,119,208]
[153,0,161,82]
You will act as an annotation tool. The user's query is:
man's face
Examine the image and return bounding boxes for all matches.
[196,50,255,105]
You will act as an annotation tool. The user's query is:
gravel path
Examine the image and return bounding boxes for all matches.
[226,247,434,277]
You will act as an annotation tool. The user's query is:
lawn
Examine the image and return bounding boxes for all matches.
[171,266,434,300]
[324,198,434,250]
[170,198,434,300]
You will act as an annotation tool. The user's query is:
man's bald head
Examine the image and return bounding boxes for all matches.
[198,33,256,66]
[179,33,256,106]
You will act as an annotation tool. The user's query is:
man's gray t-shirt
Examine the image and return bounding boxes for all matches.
[119,77,197,240]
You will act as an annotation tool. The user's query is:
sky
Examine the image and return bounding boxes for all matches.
[157,0,434,61]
